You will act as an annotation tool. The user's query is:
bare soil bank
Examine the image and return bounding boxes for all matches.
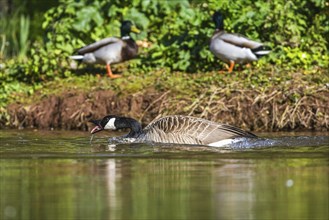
[6,87,329,132]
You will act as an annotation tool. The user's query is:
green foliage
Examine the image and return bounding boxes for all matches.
[0,9,30,60]
[2,0,329,82]
[18,15,30,59]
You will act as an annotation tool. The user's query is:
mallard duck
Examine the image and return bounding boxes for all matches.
[90,115,257,147]
[70,20,140,78]
[210,11,271,73]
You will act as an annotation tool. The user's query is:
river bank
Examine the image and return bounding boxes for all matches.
[2,67,329,132]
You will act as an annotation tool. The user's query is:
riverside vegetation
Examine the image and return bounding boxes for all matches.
[1,0,328,131]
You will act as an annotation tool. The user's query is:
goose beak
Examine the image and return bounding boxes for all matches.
[131,25,140,34]
[89,119,103,134]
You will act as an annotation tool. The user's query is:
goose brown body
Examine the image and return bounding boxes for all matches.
[90,115,257,147]
[140,115,256,145]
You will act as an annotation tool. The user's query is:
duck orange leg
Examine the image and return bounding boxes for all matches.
[106,64,121,78]
[217,64,228,74]
[228,60,235,73]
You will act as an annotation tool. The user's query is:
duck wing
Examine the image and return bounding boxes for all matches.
[78,37,122,54]
[219,32,263,49]
[142,115,256,145]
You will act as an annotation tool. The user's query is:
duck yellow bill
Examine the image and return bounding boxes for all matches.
[131,26,140,34]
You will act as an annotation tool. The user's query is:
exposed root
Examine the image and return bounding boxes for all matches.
[5,86,329,132]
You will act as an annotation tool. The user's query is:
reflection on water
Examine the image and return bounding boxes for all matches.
[0,130,328,220]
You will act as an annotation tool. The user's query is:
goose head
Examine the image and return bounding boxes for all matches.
[90,115,142,136]
[120,20,140,38]
[90,115,118,134]
[212,11,224,31]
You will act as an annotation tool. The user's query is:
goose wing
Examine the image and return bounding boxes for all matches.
[219,32,263,49]
[78,37,121,54]
[142,115,256,145]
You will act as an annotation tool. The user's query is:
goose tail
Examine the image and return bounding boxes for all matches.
[251,45,271,58]
[70,55,84,60]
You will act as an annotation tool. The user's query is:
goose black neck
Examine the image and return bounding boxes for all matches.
[116,117,142,138]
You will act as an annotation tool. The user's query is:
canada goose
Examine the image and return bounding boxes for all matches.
[70,20,140,78]
[210,11,271,73]
[89,115,257,147]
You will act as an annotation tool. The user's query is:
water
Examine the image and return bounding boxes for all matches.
[1,130,328,220]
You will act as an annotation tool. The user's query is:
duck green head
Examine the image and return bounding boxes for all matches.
[212,11,224,30]
[121,20,140,37]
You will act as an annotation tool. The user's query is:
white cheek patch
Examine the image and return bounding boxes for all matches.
[104,118,116,130]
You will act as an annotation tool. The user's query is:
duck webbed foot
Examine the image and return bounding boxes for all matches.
[219,61,235,73]
[237,63,251,71]
[106,64,121,78]
[227,60,235,73]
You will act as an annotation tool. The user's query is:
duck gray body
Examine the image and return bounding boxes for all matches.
[70,20,139,78]
[210,11,271,72]
[76,36,138,65]
[90,115,257,147]
[77,37,126,65]
[210,31,262,64]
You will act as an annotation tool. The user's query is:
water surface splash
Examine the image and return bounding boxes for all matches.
[230,136,329,149]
